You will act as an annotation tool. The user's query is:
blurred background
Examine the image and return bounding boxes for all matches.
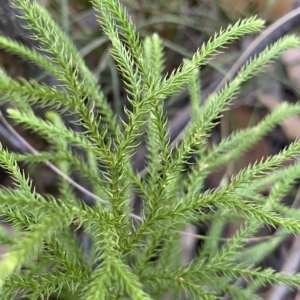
[1,0,300,299]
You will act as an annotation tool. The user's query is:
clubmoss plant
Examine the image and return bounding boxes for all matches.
[0,0,299,299]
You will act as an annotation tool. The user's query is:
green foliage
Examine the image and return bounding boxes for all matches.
[0,0,298,299]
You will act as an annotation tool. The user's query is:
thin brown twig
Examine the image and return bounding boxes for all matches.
[137,6,300,177]
[0,111,143,222]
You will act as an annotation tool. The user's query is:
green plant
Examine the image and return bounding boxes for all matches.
[0,0,299,299]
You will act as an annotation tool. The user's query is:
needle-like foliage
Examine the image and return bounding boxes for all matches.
[0,0,298,299]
